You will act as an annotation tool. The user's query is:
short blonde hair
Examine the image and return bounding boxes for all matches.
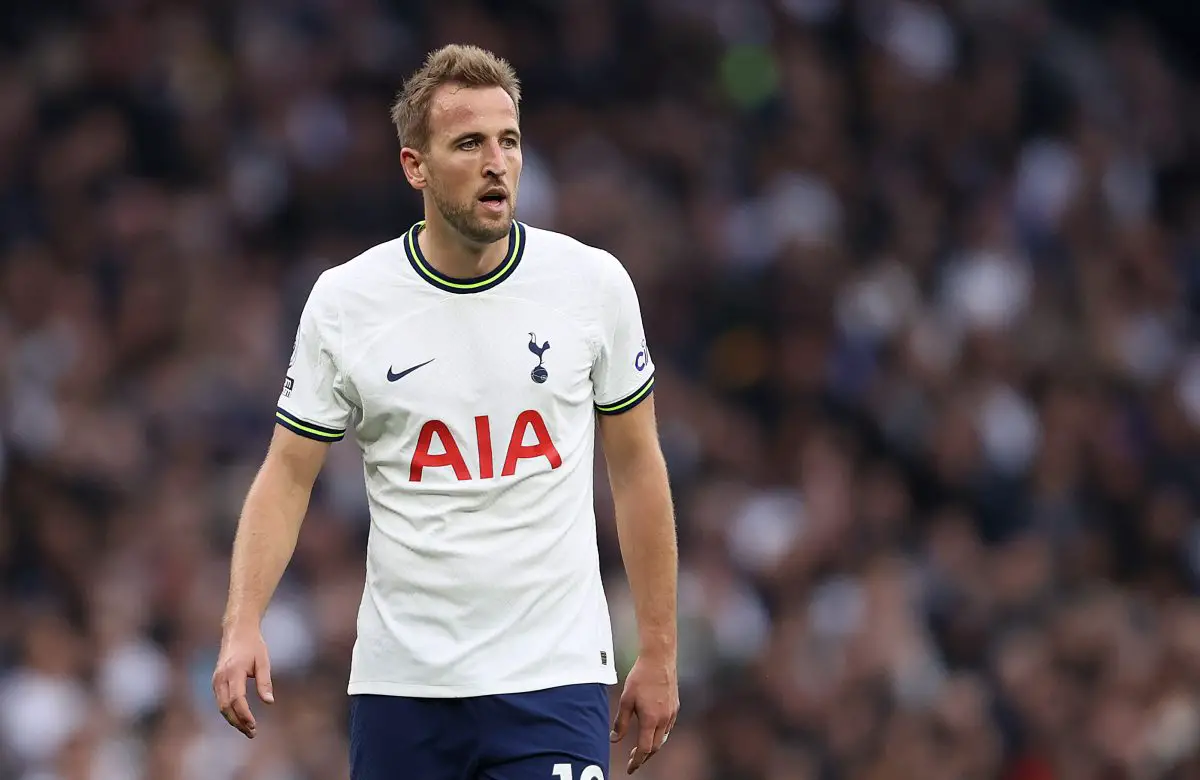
[390,44,521,151]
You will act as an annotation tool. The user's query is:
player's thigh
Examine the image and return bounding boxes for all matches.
[474,683,611,780]
[349,694,476,780]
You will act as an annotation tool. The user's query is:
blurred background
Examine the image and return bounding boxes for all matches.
[1,0,1199,778]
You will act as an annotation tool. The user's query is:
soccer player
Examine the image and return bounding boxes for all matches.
[212,44,679,779]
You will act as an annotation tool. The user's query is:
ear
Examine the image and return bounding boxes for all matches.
[400,147,427,191]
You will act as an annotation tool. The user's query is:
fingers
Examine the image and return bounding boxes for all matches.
[228,666,257,737]
[610,690,635,743]
[213,675,229,722]
[649,719,671,760]
[254,652,275,704]
[212,634,275,740]
[230,689,257,738]
[662,709,678,745]
[626,706,679,774]
[626,716,658,774]
[627,706,681,775]
[653,720,671,751]
[213,663,256,739]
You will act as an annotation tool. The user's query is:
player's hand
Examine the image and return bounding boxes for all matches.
[212,624,274,739]
[610,655,679,774]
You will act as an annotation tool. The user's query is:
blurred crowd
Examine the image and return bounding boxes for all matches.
[1,0,1199,779]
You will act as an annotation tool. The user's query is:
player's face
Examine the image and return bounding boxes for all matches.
[416,85,522,245]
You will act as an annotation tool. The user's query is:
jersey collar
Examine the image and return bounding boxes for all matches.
[404,220,526,294]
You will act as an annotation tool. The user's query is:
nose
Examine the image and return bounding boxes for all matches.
[482,139,507,178]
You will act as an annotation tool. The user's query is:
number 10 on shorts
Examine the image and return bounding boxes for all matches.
[552,764,603,780]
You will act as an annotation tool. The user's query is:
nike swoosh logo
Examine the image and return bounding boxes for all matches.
[387,358,435,382]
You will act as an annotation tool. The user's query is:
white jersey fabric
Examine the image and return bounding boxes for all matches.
[276,221,654,697]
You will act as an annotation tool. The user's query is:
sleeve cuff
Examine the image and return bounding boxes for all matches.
[275,407,346,442]
[594,374,655,415]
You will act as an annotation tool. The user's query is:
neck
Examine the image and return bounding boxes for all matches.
[417,212,510,279]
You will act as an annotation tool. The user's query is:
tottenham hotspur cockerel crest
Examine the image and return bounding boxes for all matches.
[528,333,550,383]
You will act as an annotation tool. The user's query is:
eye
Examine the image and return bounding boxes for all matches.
[458,139,479,151]
[501,137,520,149]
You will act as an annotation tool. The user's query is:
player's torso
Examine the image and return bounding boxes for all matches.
[332,232,604,511]
[329,227,619,694]
[348,294,594,476]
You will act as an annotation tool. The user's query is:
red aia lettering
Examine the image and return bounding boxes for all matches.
[410,410,561,482]
[475,415,494,480]
[502,409,563,476]
[409,420,471,482]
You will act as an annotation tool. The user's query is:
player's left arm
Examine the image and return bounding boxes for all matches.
[599,395,679,774]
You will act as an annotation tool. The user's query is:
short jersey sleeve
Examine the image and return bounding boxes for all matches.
[592,256,655,415]
[276,274,353,442]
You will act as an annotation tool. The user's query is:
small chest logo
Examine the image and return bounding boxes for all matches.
[528,332,550,383]
[388,358,435,382]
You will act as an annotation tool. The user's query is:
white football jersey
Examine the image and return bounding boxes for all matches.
[276,221,654,697]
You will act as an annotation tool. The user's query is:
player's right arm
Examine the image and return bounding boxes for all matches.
[213,427,329,738]
[214,272,353,739]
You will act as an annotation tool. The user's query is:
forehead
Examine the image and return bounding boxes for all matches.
[427,84,517,138]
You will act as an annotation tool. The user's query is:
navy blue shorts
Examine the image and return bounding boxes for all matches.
[348,683,611,780]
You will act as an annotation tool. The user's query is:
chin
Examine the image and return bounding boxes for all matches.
[474,209,514,235]
[459,217,511,245]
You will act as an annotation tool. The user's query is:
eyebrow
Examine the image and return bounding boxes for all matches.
[449,128,522,146]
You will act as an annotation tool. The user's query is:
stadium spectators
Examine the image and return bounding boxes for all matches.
[0,1,1198,778]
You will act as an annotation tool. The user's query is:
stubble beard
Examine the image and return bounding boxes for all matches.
[430,183,513,245]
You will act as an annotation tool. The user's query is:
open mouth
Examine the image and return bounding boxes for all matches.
[479,190,508,210]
